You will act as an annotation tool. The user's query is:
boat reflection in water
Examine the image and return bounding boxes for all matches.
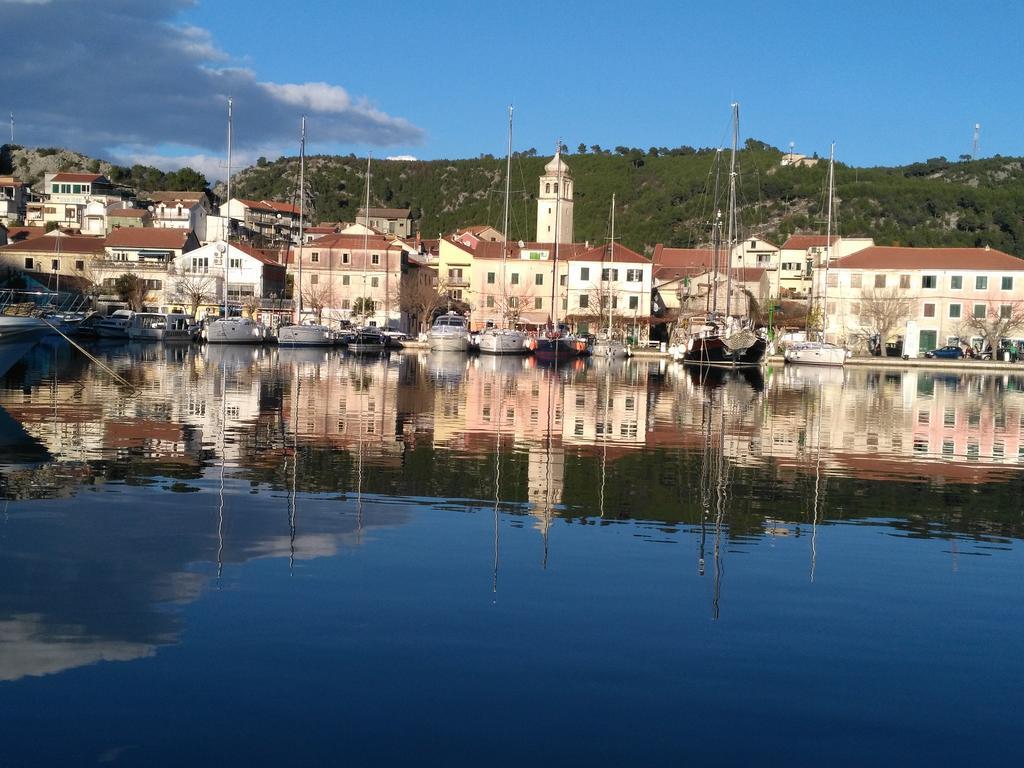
[2,341,1024,764]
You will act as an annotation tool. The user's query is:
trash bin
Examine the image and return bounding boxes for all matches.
[1004,351,1011,362]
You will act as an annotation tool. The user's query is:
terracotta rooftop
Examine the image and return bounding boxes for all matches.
[781,234,838,251]
[105,228,192,249]
[358,207,411,218]
[107,208,151,218]
[4,226,46,243]
[51,172,106,183]
[237,198,300,215]
[148,191,205,203]
[232,242,285,267]
[0,234,107,254]
[572,242,650,264]
[831,246,1024,271]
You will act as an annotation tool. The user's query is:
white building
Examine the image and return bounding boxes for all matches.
[148,192,211,242]
[169,241,286,318]
[564,243,653,336]
[817,245,1024,353]
[536,151,574,245]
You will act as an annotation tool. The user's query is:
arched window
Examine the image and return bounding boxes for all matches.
[545,182,550,194]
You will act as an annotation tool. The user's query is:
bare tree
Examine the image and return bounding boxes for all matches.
[175,273,217,318]
[241,293,262,321]
[856,287,915,347]
[571,282,628,335]
[491,282,536,326]
[301,281,334,324]
[958,298,1024,354]
[399,277,446,333]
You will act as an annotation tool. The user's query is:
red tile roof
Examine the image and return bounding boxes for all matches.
[571,242,650,264]
[107,208,151,218]
[5,226,46,242]
[0,234,106,254]
[148,191,205,203]
[358,207,411,218]
[446,237,593,261]
[238,199,300,215]
[51,172,105,183]
[105,228,192,249]
[781,234,837,251]
[232,242,284,267]
[832,246,1024,271]
[735,267,768,283]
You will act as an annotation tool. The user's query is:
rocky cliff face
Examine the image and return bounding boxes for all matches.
[1,145,115,188]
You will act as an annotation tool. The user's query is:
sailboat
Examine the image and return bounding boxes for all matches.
[592,194,630,358]
[479,106,529,355]
[278,116,332,347]
[679,103,767,368]
[533,140,587,364]
[206,98,266,345]
[784,144,850,367]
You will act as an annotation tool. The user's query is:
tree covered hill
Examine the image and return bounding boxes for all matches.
[230,145,1024,257]
[4,141,1023,257]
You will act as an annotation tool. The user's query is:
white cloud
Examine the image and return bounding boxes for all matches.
[260,82,352,113]
[4,0,423,168]
[386,155,419,161]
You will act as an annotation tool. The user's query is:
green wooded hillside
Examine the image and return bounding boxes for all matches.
[231,145,1024,256]
[4,141,1023,257]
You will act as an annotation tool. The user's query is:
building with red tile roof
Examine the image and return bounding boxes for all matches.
[817,245,1024,353]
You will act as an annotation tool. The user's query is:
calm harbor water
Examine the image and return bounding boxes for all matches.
[0,340,1022,766]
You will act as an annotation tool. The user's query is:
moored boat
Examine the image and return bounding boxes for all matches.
[347,326,390,354]
[127,312,193,342]
[277,323,333,347]
[94,309,134,339]
[478,327,529,354]
[204,317,265,344]
[428,312,470,352]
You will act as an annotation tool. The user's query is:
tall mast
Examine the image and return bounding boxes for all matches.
[361,154,371,325]
[821,142,835,342]
[608,194,615,334]
[550,139,561,328]
[224,97,232,317]
[725,102,738,318]
[296,116,305,323]
[501,105,513,328]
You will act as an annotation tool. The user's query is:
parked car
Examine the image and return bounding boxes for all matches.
[925,345,964,359]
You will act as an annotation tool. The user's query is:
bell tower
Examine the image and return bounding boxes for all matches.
[536,149,574,244]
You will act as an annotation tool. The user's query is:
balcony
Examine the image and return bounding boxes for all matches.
[446,277,470,288]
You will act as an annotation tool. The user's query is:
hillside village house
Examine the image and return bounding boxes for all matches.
[0,232,107,294]
[105,206,152,232]
[0,175,28,225]
[146,191,212,241]
[288,233,412,329]
[94,228,201,308]
[170,241,285,318]
[777,234,874,296]
[25,172,124,231]
[815,246,1024,353]
[651,246,765,320]
[223,198,301,246]
[357,207,415,238]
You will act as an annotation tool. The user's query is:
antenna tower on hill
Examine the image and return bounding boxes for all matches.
[972,123,980,159]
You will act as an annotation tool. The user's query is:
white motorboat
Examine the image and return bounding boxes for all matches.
[127,312,192,342]
[94,309,134,339]
[204,317,265,344]
[277,323,332,347]
[477,327,529,354]
[784,341,850,366]
[428,312,470,352]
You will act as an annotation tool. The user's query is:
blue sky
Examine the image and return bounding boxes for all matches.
[5,0,1022,175]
